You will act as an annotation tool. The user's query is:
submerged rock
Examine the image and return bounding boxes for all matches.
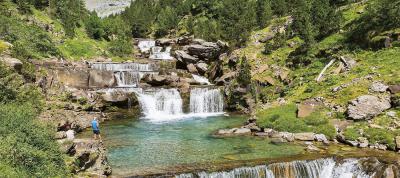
[347,95,391,120]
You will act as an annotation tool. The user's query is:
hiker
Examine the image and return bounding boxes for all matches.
[91,118,102,141]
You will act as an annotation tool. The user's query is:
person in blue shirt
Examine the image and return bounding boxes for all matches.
[91,118,102,141]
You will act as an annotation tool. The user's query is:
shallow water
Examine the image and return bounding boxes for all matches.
[83,115,305,176]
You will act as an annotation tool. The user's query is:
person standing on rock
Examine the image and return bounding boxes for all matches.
[91,118,102,141]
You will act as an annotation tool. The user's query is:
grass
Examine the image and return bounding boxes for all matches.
[256,104,337,139]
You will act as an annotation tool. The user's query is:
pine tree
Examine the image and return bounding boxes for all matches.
[237,56,252,86]
[311,0,341,39]
[271,0,287,17]
[154,6,179,37]
[292,0,315,47]
[85,11,105,40]
[256,0,272,28]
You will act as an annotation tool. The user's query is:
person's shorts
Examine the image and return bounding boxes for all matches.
[93,130,100,135]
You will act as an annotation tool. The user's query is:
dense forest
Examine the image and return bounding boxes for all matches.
[0,0,399,177]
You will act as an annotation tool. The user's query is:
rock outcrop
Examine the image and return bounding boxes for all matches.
[347,95,391,120]
[1,56,23,71]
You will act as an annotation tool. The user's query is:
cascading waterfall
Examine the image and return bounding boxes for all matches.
[175,158,372,178]
[135,88,184,121]
[150,46,173,60]
[138,40,156,53]
[91,63,157,87]
[190,88,224,114]
[91,63,155,71]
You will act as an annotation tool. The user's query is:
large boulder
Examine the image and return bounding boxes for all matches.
[55,69,89,89]
[175,50,199,64]
[89,70,116,88]
[195,62,208,74]
[142,74,170,86]
[347,95,391,120]
[1,56,23,71]
[187,42,221,59]
[186,63,198,74]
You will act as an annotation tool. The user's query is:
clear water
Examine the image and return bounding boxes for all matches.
[87,115,304,176]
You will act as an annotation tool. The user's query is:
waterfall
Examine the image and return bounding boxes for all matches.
[91,63,157,87]
[138,40,156,53]
[91,63,155,71]
[192,74,211,85]
[175,158,373,178]
[190,88,224,114]
[150,46,173,60]
[135,88,184,121]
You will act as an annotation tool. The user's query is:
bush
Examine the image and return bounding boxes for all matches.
[0,104,67,177]
[343,127,362,141]
[108,37,132,57]
[364,128,396,149]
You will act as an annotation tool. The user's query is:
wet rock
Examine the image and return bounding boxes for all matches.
[370,143,387,150]
[243,123,261,132]
[370,82,389,93]
[175,50,199,64]
[358,137,369,148]
[156,38,176,46]
[294,133,315,141]
[89,70,116,88]
[1,56,23,71]
[347,95,391,120]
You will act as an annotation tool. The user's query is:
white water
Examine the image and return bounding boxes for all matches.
[91,63,155,71]
[135,88,184,121]
[175,158,372,178]
[114,71,140,87]
[150,46,173,60]
[190,88,224,114]
[192,74,212,85]
[138,40,156,53]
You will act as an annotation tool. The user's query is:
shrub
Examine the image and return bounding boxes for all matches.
[0,104,67,177]
[364,128,396,149]
[343,127,362,141]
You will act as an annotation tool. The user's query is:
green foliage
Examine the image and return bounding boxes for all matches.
[154,6,179,37]
[85,11,105,40]
[0,14,60,59]
[237,56,252,86]
[256,0,272,28]
[264,32,287,54]
[0,104,67,177]
[348,0,400,48]
[364,128,396,149]
[257,104,336,137]
[108,37,132,57]
[343,127,362,141]
[49,0,87,37]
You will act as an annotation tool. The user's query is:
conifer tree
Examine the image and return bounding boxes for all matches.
[256,0,272,28]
